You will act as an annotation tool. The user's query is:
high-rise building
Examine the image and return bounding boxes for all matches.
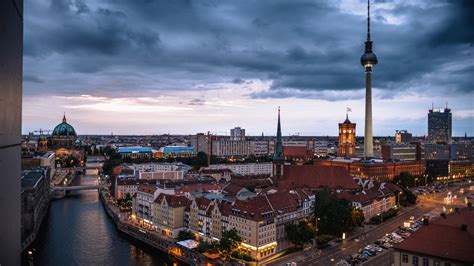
[338,114,356,158]
[230,127,245,141]
[360,0,378,158]
[428,106,452,144]
[395,130,412,144]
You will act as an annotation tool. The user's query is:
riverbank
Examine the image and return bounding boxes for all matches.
[99,191,209,265]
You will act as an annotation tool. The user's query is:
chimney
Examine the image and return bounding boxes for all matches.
[461,224,468,231]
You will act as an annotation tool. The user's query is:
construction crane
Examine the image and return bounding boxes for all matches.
[34,129,52,135]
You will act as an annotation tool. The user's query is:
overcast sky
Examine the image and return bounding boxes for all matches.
[23,0,473,136]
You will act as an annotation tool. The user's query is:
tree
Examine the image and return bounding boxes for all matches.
[402,189,416,205]
[352,208,365,227]
[285,221,316,248]
[192,151,208,168]
[314,189,354,237]
[392,172,426,188]
[102,146,122,176]
[218,228,242,257]
[177,230,195,241]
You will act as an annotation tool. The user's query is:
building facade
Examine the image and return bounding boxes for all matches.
[381,143,417,162]
[315,159,425,181]
[338,115,356,158]
[428,107,452,144]
[153,194,189,238]
[395,130,412,144]
[230,127,246,141]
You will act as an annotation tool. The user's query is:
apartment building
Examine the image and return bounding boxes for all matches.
[133,184,159,221]
[338,182,399,220]
[115,179,139,199]
[126,163,191,180]
[206,162,273,175]
[185,189,314,261]
[153,194,189,238]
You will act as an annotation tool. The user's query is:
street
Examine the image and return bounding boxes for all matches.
[267,183,470,266]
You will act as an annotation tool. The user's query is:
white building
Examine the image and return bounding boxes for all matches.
[207,162,273,175]
[126,163,191,180]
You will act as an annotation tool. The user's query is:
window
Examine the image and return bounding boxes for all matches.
[412,256,418,266]
[433,261,440,266]
[402,254,409,263]
[423,258,429,266]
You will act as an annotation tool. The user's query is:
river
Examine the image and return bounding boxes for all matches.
[27,174,183,266]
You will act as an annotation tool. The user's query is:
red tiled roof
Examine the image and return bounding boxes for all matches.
[117,179,139,186]
[280,164,358,190]
[194,197,213,210]
[200,168,232,174]
[223,183,246,196]
[337,183,397,206]
[394,207,474,263]
[283,146,312,157]
[155,194,189,208]
[176,184,223,194]
[231,178,273,188]
[137,184,157,194]
[229,190,308,221]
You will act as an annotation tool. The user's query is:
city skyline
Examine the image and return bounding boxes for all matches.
[23,0,473,136]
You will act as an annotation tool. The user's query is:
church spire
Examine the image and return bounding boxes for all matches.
[273,107,283,160]
[62,113,67,123]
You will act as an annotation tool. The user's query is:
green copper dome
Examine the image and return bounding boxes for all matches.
[52,115,77,137]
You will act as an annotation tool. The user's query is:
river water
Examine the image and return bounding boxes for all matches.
[28,174,183,266]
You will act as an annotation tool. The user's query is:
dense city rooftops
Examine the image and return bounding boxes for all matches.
[281,164,358,190]
[394,207,474,264]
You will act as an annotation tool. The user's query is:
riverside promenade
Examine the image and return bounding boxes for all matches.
[99,191,210,265]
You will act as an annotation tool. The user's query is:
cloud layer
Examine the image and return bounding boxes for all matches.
[23,0,474,136]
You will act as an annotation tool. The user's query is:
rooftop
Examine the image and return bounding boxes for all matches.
[394,207,474,264]
[21,169,46,189]
[118,147,152,153]
[281,164,359,190]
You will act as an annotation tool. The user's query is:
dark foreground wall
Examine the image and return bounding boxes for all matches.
[0,0,23,264]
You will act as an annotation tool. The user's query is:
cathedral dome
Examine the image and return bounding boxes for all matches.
[52,115,77,137]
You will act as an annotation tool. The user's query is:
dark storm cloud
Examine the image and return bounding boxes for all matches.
[24,0,473,99]
[24,74,45,83]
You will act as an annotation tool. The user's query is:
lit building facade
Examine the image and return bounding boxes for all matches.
[395,130,412,144]
[428,107,452,144]
[338,114,356,158]
[315,159,425,181]
[381,143,417,162]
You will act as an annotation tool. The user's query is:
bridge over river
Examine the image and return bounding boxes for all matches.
[51,184,104,191]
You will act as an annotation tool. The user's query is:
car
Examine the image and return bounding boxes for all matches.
[363,250,374,257]
[373,246,383,252]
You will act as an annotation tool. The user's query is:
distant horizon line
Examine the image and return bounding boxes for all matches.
[21,133,471,138]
